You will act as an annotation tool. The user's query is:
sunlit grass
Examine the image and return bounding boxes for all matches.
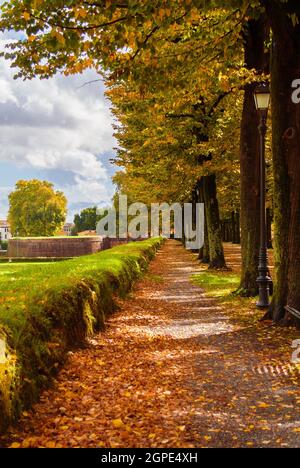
[191,269,262,326]
[191,271,240,298]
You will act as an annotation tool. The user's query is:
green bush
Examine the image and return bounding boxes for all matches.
[0,238,162,432]
[0,241,8,251]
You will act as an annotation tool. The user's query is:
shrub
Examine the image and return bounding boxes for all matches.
[0,241,8,251]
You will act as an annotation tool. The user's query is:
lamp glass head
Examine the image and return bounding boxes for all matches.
[254,83,270,111]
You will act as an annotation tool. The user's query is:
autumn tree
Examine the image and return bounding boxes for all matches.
[8,180,67,237]
[0,1,249,272]
[260,0,300,325]
[238,15,270,296]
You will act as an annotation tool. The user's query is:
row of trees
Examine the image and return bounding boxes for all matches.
[1,1,300,324]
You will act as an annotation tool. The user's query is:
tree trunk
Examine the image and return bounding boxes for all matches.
[201,210,210,263]
[239,17,269,296]
[226,220,231,242]
[202,174,227,269]
[198,179,210,263]
[235,211,241,244]
[232,211,241,244]
[263,0,300,325]
[231,212,236,243]
[266,208,273,249]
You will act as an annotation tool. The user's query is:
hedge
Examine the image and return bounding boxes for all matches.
[0,238,162,432]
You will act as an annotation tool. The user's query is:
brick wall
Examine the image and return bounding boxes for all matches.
[8,237,103,258]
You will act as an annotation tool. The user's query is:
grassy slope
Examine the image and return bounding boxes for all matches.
[0,238,162,431]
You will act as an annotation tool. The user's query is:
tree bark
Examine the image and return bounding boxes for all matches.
[263,0,300,324]
[198,178,210,263]
[232,211,241,244]
[235,211,241,244]
[266,208,273,249]
[202,174,227,269]
[201,210,210,263]
[239,17,269,296]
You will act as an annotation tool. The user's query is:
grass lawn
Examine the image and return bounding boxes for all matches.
[191,271,240,298]
[191,269,263,327]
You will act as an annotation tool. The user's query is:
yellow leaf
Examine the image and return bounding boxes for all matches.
[112,418,125,428]
[10,442,21,448]
[23,11,30,21]
[21,438,34,448]
[78,8,88,19]
[257,402,270,408]
[96,359,106,366]
[45,441,56,448]
[195,396,205,402]
[56,33,66,45]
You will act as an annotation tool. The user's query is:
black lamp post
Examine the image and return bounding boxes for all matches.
[254,83,272,309]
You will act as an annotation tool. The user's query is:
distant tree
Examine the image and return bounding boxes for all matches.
[73,207,98,233]
[0,241,8,251]
[70,225,78,237]
[8,180,67,237]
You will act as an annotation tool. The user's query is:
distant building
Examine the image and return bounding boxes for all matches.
[62,223,74,236]
[0,220,12,242]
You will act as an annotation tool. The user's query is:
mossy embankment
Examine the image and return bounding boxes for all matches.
[0,238,162,432]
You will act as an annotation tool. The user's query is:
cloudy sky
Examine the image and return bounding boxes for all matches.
[0,29,117,222]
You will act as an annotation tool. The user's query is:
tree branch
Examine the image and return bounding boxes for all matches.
[29,12,132,31]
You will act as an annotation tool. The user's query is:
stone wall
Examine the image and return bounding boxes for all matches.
[8,237,103,258]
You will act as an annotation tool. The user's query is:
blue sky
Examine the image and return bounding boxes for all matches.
[0,24,117,222]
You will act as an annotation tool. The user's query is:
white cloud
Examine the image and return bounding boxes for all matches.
[0,77,18,104]
[0,37,116,219]
[63,176,112,205]
[0,186,11,219]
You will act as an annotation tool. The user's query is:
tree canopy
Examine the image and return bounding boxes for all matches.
[73,206,99,233]
[8,180,67,237]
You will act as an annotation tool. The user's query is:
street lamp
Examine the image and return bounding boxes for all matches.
[254,82,272,308]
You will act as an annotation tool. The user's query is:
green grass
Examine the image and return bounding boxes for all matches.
[191,271,240,298]
[0,262,57,270]
[191,269,262,325]
[0,238,162,432]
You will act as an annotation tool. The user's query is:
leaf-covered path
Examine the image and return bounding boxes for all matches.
[2,241,299,448]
